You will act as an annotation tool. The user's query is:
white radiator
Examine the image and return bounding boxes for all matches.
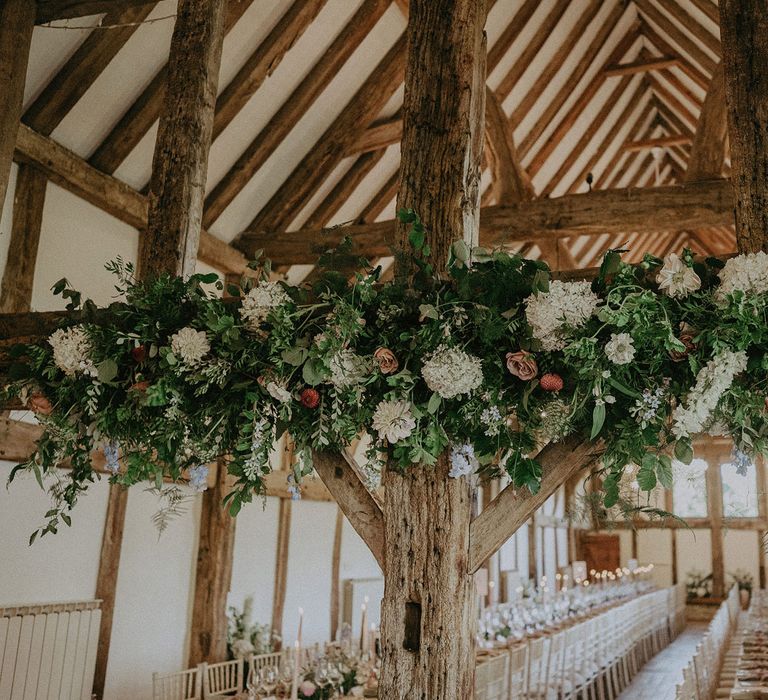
[0,600,101,700]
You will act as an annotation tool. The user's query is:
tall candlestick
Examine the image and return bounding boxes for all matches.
[369,623,377,658]
[488,580,495,606]
[360,606,368,653]
[297,607,304,647]
[290,640,300,700]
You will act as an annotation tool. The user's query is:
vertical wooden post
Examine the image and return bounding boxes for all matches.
[0,164,47,313]
[330,508,344,641]
[527,520,537,582]
[380,1,486,696]
[270,499,292,646]
[705,457,725,598]
[143,0,227,280]
[720,0,768,253]
[756,456,767,589]
[0,0,34,213]
[189,460,237,664]
[92,484,129,699]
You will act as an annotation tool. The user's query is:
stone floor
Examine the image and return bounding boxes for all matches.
[617,624,708,700]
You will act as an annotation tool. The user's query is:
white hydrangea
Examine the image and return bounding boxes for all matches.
[48,325,97,377]
[421,345,483,399]
[240,281,291,330]
[371,399,417,444]
[672,349,748,438]
[525,281,600,351]
[656,253,701,299]
[329,349,370,389]
[604,332,636,365]
[716,252,768,300]
[449,444,476,478]
[266,381,292,403]
[170,327,210,368]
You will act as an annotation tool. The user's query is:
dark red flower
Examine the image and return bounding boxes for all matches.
[540,373,564,392]
[131,345,147,363]
[670,333,696,362]
[130,380,151,393]
[300,388,320,409]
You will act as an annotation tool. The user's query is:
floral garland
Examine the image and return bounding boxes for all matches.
[5,211,768,540]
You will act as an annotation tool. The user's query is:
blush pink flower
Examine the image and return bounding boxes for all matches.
[505,351,538,381]
[373,347,399,374]
[300,680,317,697]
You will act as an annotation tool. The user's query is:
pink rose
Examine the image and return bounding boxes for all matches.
[27,392,53,415]
[505,351,538,381]
[374,347,399,374]
[300,680,317,697]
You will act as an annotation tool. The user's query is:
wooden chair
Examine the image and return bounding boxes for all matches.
[508,645,528,698]
[526,637,549,700]
[202,658,243,697]
[474,653,508,700]
[152,667,201,700]
[248,651,284,677]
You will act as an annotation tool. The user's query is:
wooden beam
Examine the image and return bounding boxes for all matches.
[686,61,727,181]
[312,450,384,570]
[87,0,252,175]
[623,134,693,151]
[0,0,35,216]
[705,460,725,597]
[639,19,709,92]
[635,0,717,76]
[23,3,157,135]
[188,458,237,665]
[211,0,327,143]
[202,0,391,228]
[517,6,631,160]
[237,180,735,263]
[302,149,386,230]
[604,55,680,77]
[719,0,768,253]
[357,168,399,224]
[0,165,47,313]
[468,439,600,574]
[655,0,721,59]
[690,0,720,25]
[270,500,291,641]
[507,0,603,131]
[35,0,154,23]
[13,125,250,274]
[142,0,227,280]
[349,117,402,156]
[92,482,128,700]
[240,33,406,238]
[484,87,533,205]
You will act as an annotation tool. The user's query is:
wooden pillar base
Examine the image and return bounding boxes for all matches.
[380,455,476,699]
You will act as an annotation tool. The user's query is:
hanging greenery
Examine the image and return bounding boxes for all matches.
[5,210,768,541]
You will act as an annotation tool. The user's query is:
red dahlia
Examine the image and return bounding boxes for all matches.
[131,345,148,363]
[300,388,320,409]
[539,373,564,392]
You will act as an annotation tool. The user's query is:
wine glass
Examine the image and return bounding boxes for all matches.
[259,667,278,697]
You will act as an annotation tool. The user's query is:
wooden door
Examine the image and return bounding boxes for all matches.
[579,533,621,574]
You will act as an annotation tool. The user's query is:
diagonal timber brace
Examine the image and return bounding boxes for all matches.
[468,437,603,573]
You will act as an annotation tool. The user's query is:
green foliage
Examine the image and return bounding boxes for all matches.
[7,222,768,539]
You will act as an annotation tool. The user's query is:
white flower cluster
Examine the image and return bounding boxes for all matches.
[449,444,476,478]
[240,281,291,330]
[371,399,416,443]
[716,251,768,300]
[604,332,636,365]
[329,349,370,389]
[525,281,600,351]
[672,349,748,438]
[421,345,483,399]
[48,325,97,377]
[170,327,210,368]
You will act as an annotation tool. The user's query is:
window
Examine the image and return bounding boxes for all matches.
[672,458,708,518]
[721,460,759,518]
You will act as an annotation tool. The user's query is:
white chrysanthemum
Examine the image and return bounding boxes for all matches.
[48,325,97,377]
[329,349,370,389]
[170,327,210,368]
[672,349,748,438]
[604,332,636,365]
[371,400,416,444]
[656,253,701,298]
[421,345,483,399]
[525,281,600,351]
[716,252,768,300]
[240,281,290,330]
[266,381,292,403]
